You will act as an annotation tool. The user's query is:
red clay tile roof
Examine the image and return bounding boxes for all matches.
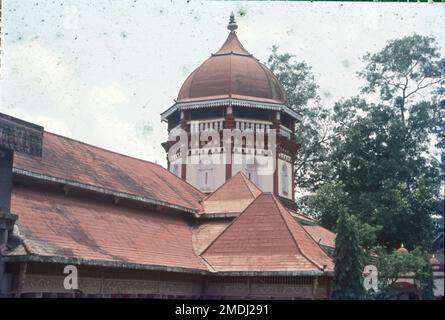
[199,172,262,216]
[13,132,205,212]
[192,220,231,255]
[201,193,334,273]
[10,186,207,271]
[303,225,336,249]
[288,208,318,225]
[7,132,335,274]
[177,31,287,104]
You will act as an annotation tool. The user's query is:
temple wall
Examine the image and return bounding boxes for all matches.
[186,154,226,193]
[4,262,332,299]
[17,274,203,296]
[204,276,330,300]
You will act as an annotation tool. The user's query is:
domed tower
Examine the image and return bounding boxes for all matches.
[161,14,300,201]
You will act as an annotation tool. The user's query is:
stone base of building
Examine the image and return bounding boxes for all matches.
[1,262,332,299]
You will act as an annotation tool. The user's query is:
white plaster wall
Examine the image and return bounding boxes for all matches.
[185,153,226,192]
[213,164,226,191]
[230,153,273,192]
[169,158,182,178]
[258,173,273,193]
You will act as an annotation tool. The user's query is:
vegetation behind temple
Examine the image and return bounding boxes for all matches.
[267,34,444,298]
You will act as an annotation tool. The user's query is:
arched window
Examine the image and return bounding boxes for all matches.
[245,161,258,186]
[198,158,214,191]
[281,163,289,196]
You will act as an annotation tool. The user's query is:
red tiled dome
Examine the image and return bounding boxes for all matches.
[177,30,287,104]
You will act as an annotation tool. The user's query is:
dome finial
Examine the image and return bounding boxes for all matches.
[227,12,238,32]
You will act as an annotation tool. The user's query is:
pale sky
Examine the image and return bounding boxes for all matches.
[1,1,444,166]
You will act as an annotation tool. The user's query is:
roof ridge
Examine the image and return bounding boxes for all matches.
[44,131,206,198]
[296,215,335,262]
[44,131,162,169]
[239,172,261,198]
[200,173,235,202]
[199,191,266,257]
[282,200,334,267]
[270,195,323,270]
[202,171,249,202]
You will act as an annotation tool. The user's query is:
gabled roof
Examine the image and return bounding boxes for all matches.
[201,193,334,273]
[7,186,207,272]
[6,130,335,275]
[13,132,205,212]
[199,171,262,216]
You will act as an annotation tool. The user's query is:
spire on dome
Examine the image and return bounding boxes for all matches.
[215,14,250,56]
[227,12,238,32]
[397,243,408,254]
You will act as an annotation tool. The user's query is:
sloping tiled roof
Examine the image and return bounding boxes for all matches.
[13,132,205,212]
[199,172,262,216]
[303,225,336,249]
[192,220,231,255]
[9,186,207,271]
[201,193,334,273]
[288,208,318,225]
[6,132,335,275]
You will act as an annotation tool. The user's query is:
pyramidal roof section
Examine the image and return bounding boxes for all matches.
[200,172,262,216]
[201,193,334,273]
[206,171,262,201]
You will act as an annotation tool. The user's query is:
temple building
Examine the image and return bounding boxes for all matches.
[161,14,299,203]
[0,15,337,299]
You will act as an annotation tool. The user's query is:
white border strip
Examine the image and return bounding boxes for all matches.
[161,98,302,121]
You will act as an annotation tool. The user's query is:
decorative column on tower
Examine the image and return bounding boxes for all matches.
[161,14,300,201]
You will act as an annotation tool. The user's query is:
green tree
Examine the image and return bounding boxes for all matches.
[359,34,443,127]
[332,210,365,299]
[298,181,348,230]
[416,258,435,300]
[266,46,333,192]
[370,246,435,299]
[306,35,443,250]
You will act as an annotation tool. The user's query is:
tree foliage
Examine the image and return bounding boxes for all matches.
[266,46,333,191]
[359,34,443,125]
[332,210,366,299]
[267,45,318,110]
[299,35,443,251]
[369,246,435,299]
[329,97,439,249]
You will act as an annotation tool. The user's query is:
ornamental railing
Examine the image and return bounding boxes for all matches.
[189,119,225,133]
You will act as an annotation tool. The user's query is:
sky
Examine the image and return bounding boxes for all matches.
[1,0,444,167]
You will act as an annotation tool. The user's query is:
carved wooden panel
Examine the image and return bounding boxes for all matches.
[0,112,43,157]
